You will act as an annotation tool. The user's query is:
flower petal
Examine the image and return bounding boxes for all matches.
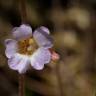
[5,39,18,58]
[17,55,30,74]
[8,53,30,74]
[30,47,51,70]
[12,24,32,40]
[40,26,50,34]
[33,26,53,48]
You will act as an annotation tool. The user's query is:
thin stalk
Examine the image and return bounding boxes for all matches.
[55,62,64,96]
[19,74,25,96]
[19,0,27,24]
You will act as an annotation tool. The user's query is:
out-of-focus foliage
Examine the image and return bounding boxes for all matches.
[0,0,96,96]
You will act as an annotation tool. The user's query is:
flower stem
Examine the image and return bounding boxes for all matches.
[19,74,25,96]
[19,0,27,24]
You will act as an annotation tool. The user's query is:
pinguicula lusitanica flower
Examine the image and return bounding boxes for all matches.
[5,24,59,74]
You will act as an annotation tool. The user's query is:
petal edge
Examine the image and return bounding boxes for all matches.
[12,24,32,40]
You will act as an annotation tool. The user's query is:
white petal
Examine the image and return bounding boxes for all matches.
[5,39,18,58]
[17,55,30,74]
[40,26,50,34]
[30,47,51,70]
[12,24,32,40]
[8,53,21,70]
[33,27,53,48]
[8,53,29,74]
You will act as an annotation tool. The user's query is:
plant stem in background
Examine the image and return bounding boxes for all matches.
[56,62,64,96]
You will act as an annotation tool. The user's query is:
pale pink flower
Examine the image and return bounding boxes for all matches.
[5,24,53,74]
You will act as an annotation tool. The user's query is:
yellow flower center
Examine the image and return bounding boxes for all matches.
[18,38,38,55]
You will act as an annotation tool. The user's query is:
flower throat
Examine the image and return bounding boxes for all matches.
[18,38,38,55]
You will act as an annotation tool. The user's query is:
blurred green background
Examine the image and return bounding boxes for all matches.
[0,0,96,96]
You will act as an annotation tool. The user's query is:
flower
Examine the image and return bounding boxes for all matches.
[5,24,54,74]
